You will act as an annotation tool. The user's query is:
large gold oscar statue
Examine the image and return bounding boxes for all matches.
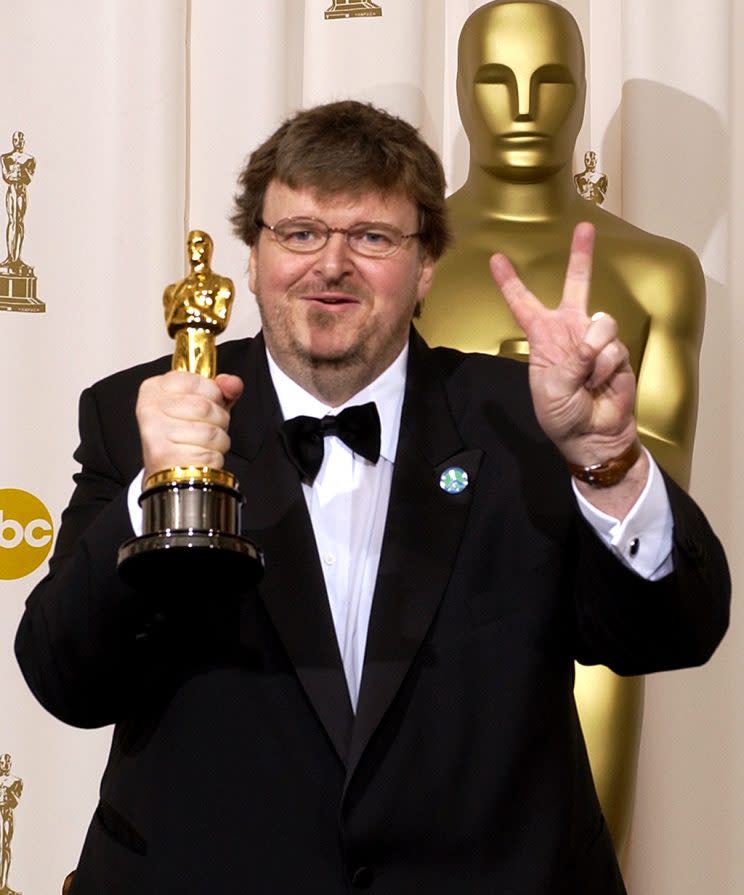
[417,0,705,861]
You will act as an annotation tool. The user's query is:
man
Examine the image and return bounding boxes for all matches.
[16,101,728,894]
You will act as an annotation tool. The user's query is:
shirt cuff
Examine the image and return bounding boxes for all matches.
[127,470,145,538]
[573,448,674,580]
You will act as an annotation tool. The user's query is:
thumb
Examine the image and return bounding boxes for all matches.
[557,315,617,389]
[215,373,244,410]
[560,340,597,387]
[570,312,620,385]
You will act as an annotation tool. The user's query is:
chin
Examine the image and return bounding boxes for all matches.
[484,160,565,182]
[295,340,365,370]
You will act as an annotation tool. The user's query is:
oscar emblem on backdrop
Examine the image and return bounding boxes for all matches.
[574,150,608,205]
[0,753,23,895]
[324,0,382,20]
[0,131,44,313]
[118,230,263,587]
[417,0,707,862]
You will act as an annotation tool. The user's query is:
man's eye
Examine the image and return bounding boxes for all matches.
[285,228,318,242]
[355,229,394,248]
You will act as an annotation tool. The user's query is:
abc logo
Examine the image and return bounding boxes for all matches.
[0,489,54,580]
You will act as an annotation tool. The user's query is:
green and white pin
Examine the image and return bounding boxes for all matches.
[439,467,469,494]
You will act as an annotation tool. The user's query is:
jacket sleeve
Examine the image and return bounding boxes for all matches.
[571,471,730,675]
[15,385,166,728]
[16,347,253,730]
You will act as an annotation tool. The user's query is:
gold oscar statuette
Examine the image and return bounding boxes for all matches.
[0,753,22,895]
[118,230,262,586]
[0,130,45,313]
[574,150,608,205]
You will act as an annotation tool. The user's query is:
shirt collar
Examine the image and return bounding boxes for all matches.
[266,343,407,463]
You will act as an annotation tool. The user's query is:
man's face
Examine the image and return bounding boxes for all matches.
[249,180,433,384]
[12,132,23,152]
[0,755,9,775]
[457,2,585,180]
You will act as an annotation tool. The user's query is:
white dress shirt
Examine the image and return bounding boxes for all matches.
[128,345,674,709]
[266,348,405,709]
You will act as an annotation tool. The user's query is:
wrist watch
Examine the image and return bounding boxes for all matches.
[567,439,642,488]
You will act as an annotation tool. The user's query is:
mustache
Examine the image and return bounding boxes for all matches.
[288,280,370,300]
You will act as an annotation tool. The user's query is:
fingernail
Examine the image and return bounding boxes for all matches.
[591,311,606,321]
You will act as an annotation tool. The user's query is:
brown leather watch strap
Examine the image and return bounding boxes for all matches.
[567,438,643,488]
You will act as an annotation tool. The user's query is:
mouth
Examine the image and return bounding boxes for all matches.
[500,133,550,145]
[301,292,361,308]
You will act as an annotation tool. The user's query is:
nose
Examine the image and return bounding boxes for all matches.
[313,231,354,280]
[513,69,533,121]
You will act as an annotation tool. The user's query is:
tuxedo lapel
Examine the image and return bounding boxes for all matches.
[347,332,483,779]
[221,335,354,765]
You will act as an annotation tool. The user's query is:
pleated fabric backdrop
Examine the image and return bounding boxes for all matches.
[1,2,740,892]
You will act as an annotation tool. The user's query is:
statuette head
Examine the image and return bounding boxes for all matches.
[187,229,213,267]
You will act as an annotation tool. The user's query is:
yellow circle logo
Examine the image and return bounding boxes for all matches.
[0,489,54,580]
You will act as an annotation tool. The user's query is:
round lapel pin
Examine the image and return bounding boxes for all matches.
[439,466,469,494]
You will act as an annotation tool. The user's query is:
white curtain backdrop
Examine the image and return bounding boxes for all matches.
[1,3,185,891]
[1,2,739,892]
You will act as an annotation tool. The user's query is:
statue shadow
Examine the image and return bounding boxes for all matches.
[606,81,734,892]
[602,78,727,257]
[602,79,730,498]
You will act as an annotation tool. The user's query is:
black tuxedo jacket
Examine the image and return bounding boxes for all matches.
[16,331,729,894]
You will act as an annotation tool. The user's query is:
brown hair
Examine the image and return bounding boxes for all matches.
[231,100,451,260]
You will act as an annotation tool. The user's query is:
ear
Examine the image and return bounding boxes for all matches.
[248,246,258,294]
[416,252,435,301]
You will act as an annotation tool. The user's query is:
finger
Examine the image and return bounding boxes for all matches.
[489,253,544,331]
[575,312,621,385]
[165,421,231,456]
[586,339,631,391]
[560,222,595,313]
[153,445,227,472]
[160,393,231,430]
[215,373,244,410]
[141,419,230,476]
[582,311,619,352]
[159,370,226,402]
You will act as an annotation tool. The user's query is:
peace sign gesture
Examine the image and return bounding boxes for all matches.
[490,223,647,510]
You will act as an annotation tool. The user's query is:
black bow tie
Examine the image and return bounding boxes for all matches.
[280,402,381,483]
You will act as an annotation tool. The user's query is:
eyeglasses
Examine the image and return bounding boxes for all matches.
[258,217,420,258]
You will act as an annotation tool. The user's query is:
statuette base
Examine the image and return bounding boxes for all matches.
[0,270,44,312]
[118,529,263,588]
[324,1,381,18]
[117,470,263,587]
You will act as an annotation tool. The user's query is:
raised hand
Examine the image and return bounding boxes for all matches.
[136,371,243,480]
[489,223,647,509]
